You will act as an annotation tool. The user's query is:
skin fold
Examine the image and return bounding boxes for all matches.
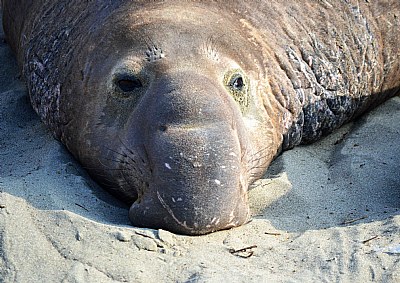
[2,0,399,234]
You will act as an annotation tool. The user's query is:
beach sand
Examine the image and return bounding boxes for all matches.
[0,12,399,283]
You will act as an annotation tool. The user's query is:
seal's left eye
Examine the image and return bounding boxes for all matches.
[224,70,249,112]
[117,77,143,92]
[230,75,245,91]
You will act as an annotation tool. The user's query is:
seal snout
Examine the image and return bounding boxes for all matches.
[125,73,251,234]
[128,123,251,235]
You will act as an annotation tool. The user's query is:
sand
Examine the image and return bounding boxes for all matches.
[1,12,399,283]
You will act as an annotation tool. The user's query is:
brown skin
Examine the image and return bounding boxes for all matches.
[2,0,399,234]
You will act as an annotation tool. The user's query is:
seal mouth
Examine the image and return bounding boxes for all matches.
[129,179,250,235]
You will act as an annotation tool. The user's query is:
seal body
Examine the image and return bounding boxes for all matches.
[2,0,399,235]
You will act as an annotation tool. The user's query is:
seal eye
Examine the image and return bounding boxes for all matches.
[116,77,143,92]
[230,75,245,91]
[224,70,249,112]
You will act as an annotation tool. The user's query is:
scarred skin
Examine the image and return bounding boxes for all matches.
[2,0,399,235]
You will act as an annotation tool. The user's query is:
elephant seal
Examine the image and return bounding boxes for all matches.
[2,0,399,235]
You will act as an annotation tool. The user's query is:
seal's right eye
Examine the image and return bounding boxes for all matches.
[224,69,249,112]
[116,76,143,92]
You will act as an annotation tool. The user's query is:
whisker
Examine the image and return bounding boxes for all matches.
[100,144,128,159]
[96,178,117,187]
[249,155,270,164]
[116,136,142,165]
[250,172,265,178]
[102,144,139,167]
[249,147,271,159]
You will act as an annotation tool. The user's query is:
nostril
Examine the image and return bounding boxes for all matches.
[159,125,168,132]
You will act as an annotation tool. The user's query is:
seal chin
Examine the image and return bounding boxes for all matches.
[128,184,250,235]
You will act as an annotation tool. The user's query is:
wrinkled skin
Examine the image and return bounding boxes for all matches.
[2,0,399,234]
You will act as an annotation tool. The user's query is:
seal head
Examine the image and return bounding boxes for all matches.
[60,4,279,234]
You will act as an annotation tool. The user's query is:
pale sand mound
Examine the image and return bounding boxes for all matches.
[1,15,399,283]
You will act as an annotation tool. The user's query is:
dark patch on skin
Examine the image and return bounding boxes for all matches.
[145,44,165,62]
